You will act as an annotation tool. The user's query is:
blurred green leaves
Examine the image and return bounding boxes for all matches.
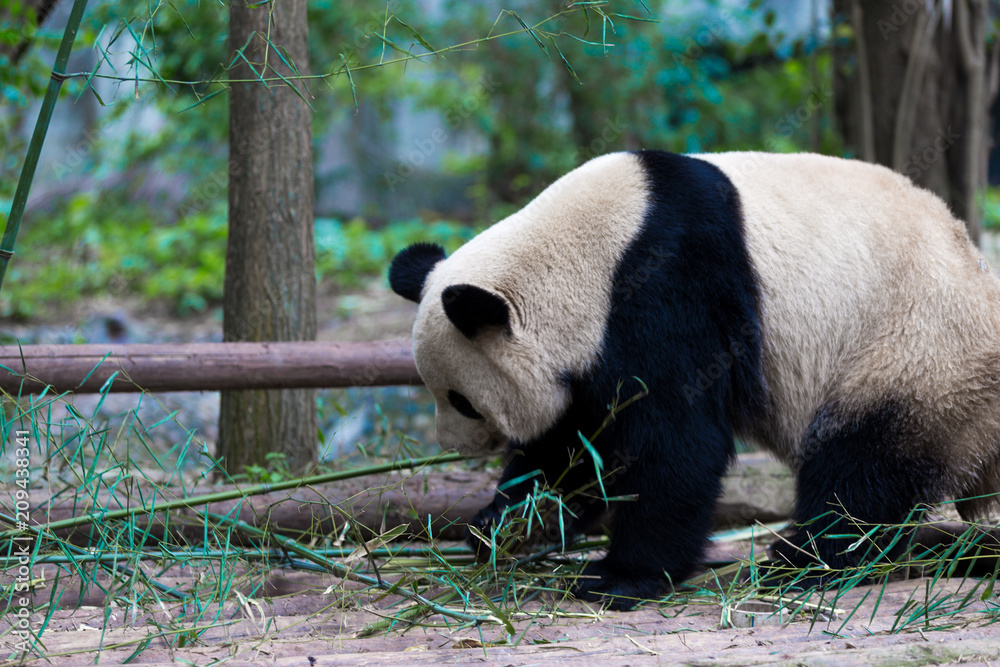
[1,192,226,318]
[0,185,476,319]
[1,1,843,319]
[315,217,476,288]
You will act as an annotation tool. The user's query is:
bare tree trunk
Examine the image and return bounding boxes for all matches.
[833,0,997,244]
[956,0,988,244]
[220,0,317,474]
[809,0,822,153]
[850,0,877,162]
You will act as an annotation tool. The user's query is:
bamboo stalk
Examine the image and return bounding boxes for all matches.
[0,0,90,291]
[0,545,474,566]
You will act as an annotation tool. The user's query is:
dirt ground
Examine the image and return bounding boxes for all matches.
[8,569,1000,667]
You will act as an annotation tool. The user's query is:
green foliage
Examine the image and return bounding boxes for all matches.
[315,217,476,288]
[1,191,227,318]
[241,451,294,484]
[0,1,846,318]
[1,187,475,318]
[410,1,840,217]
[984,186,1000,229]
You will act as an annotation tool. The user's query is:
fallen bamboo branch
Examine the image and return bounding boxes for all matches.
[0,340,421,394]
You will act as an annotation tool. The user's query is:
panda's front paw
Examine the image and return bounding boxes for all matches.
[572,561,665,610]
[467,502,506,563]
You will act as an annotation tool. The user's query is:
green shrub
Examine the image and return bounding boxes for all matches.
[315,217,476,288]
[1,191,476,319]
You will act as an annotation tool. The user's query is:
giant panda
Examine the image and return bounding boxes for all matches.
[388,150,1000,610]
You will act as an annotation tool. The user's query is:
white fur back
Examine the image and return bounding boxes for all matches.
[695,152,1000,494]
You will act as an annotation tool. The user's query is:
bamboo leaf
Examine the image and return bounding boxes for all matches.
[178,86,227,113]
[339,54,358,112]
[372,32,411,57]
[165,2,195,39]
[577,431,607,505]
[549,36,581,84]
[611,12,660,22]
[272,68,315,110]
[392,16,437,54]
[509,11,548,54]
[563,33,615,47]
[122,21,174,91]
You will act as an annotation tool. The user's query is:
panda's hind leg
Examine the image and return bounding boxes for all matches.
[771,401,947,578]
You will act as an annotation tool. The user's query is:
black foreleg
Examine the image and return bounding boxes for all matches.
[573,417,733,610]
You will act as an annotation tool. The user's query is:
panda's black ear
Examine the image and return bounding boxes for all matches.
[442,284,510,339]
[389,243,447,302]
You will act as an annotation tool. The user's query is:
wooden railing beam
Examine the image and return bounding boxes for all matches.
[0,341,422,394]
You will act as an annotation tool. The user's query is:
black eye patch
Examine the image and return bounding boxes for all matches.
[448,390,484,420]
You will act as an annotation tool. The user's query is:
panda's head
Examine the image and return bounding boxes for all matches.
[388,242,572,456]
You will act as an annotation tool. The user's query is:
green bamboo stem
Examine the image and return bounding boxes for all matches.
[0,0,90,291]
[0,452,464,537]
[0,544,473,566]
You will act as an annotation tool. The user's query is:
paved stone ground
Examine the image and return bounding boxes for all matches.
[5,572,1000,666]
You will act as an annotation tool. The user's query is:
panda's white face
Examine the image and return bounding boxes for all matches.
[412,290,572,455]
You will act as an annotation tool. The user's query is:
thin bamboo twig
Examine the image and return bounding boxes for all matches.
[57,4,623,90]
[0,512,187,600]
[0,0,90,291]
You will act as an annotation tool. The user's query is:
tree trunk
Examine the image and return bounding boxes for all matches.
[832,0,998,244]
[221,0,317,474]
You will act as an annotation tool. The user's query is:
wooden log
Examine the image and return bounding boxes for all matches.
[23,471,497,545]
[716,453,795,527]
[19,454,796,547]
[0,340,422,394]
